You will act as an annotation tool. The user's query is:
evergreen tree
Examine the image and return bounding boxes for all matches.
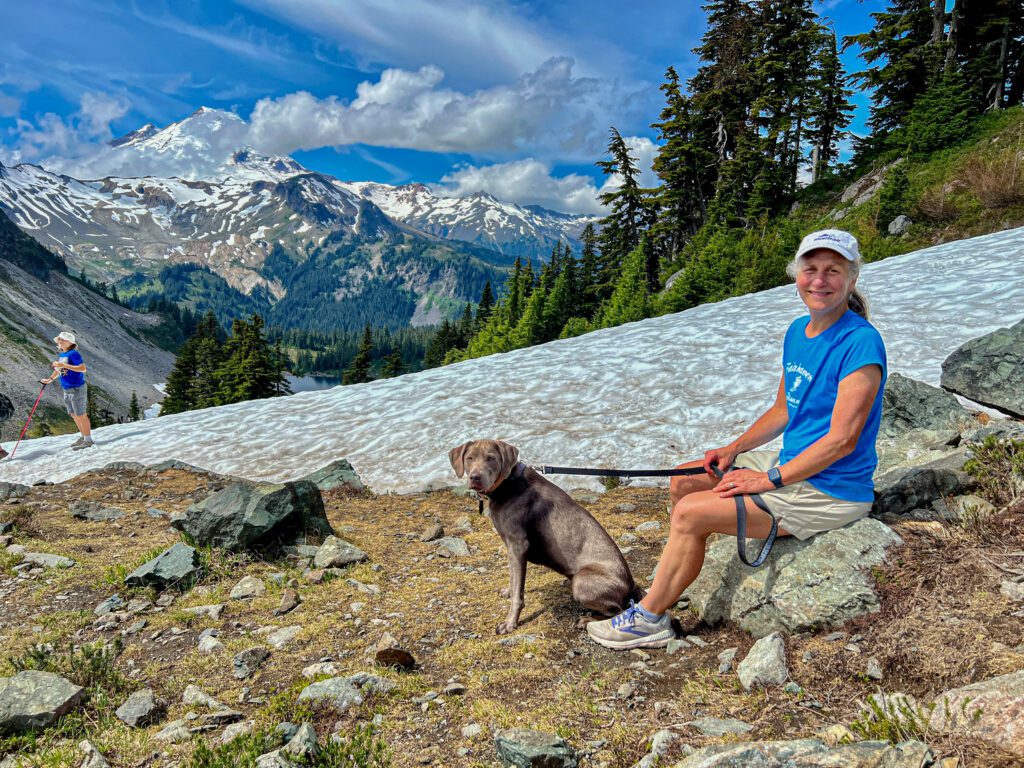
[543,248,579,340]
[595,240,653,329]
[381,350,405,378]
[578,223,601,318]
[595,128,649,292]
[342,325,374,384]
[807,27,855,181]
[128,392,141,422]
[475,281,495,329]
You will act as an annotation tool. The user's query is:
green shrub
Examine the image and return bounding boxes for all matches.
[298,725,391,768]
[188,728,281,768]
[963,435,1024,507]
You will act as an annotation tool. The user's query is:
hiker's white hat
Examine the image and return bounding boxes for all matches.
[795,229,861,262]
[54,331,76,345]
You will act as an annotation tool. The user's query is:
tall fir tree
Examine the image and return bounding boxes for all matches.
[381,350,405,378]
[595,128,649,294]
[342,325,374,384]
[128,392,141,422]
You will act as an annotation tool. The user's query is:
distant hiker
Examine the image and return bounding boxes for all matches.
[588,229,887,650]
[40,331,94,450]
[0,392,12,459]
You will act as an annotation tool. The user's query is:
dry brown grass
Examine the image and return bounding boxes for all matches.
[960,148,1024,208]
[1,470,1023,767]
[915,182,964,221]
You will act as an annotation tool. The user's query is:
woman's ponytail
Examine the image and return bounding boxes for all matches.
[848,288,869,319]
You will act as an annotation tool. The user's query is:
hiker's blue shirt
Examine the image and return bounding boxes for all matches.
[58,350,85,389]
[780,310,887,502]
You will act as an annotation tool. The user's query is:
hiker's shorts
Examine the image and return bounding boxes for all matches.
[733,450,872,541]
[62,385,87,417]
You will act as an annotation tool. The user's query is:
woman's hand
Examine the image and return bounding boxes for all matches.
[713,469,774,497]
[703,444,740,477]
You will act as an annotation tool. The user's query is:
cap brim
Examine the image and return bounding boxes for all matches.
[795,244,855,261]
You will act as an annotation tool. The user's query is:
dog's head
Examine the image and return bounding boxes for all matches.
[448,439,520,493]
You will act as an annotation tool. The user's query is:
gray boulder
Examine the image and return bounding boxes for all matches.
[0,482,28,501]
[879,373,968,439]
[233,647,271,679]
[300,459,365,492]
[79,740,111,768]
[684,518,901,637]
[494,729,579,768]
[0,671,84,734]
[313,536,368,569]
[70,501,124,522]
[124,543,200,590]
[21,551,75,569]
[673,738,933,767]
[736,632,788,691]
[114,688,165,728]
[887,214,912,236]
[941,318,1024,418]
[297,672,395,713]
[873,448,975,518]
[172,480,333,551]
[929,669,1024,755]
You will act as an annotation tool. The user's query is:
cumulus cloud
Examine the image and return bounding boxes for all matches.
[5,92,129,168]
[433,159,606,215]
[431,136,660,215]
[246,57,644,162]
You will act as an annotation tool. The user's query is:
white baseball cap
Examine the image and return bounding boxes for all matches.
[54,331,76,345]
[795,229,861,262]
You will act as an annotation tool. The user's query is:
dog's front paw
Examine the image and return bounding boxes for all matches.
[495,619,518,635]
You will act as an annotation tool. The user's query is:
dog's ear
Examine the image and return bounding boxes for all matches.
[496,440,520,479]
[448,441,472,478]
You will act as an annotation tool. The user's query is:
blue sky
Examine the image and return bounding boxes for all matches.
[1,0,886,213]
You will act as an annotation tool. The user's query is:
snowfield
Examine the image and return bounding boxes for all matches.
[3,227,1023,493]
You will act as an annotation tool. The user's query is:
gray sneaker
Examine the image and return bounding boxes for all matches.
[586,602,674,650]
[69,436,85,448]
[71,438,95,451]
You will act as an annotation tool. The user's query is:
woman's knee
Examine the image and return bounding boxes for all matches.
[670,497,712,537]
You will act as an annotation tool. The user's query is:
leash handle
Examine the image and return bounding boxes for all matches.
[734,494,779,567]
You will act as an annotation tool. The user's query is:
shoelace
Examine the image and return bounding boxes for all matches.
[611,600,643,630]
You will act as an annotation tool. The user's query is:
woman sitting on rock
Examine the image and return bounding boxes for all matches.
[587,229,888,650]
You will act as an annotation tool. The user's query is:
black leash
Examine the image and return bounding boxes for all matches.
[538,463,778,568]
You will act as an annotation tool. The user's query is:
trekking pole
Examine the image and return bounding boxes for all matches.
[7,381,49,460]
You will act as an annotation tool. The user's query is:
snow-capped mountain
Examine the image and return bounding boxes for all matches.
[2,226,1022,492]
[0,155,508,331]
[338,181,596,260]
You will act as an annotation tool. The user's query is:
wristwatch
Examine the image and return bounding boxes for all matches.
[767,467,784,488]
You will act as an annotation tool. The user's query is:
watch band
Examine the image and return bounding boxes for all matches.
[768,467,784,488]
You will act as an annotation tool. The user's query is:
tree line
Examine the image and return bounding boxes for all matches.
[426,0,1023,366]
[161,312,290,416]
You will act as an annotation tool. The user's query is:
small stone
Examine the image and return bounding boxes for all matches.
[182,684,225,710]
[462,723,483,738]
[233,647,271,679]
[314,536,369,569]
[717,647,738,674]
[154,719,190,743]
[494,729,579,768]
[1000,580,1024,602]
[435,536,470,557]
[184,604,225,620]
[686,717,753,737]
[737,632,789,691]
[866,657,884,681]
[283,722,319,760]
[420,523,444,542]
[666,638,688,656]
[198,636,225,654]
[783,682,803,695]
[303,662,340,678]
[230,575,266,600]
[635,521,662,533]
[616,682,635,699]
[115,688,165,727]
[375,633,416,670]
[684,635,708,647]
[94,595,125,616]
[274,589,301,615]
[79,740,111,768]
[266,625,302,650]
[616,503,637,513]
[443,682,467,696]
[221,721,255,744]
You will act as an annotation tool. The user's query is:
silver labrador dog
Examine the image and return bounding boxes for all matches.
[449,439,643,634]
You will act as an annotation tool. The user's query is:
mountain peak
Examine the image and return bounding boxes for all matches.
[109,123,158,148]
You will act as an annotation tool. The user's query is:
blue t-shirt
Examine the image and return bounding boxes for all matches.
[779,310,886,502]
[58,349,85,389]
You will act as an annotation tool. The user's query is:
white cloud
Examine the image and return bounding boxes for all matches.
[431,136,660,215]
[6,92,129,167]
[247,58,644,161]
[237,0,615,87]
[433,159,606,215]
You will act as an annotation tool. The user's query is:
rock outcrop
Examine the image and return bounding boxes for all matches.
[941,317,1024,418]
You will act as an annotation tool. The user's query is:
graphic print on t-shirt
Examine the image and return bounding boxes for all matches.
[784,362,814,409]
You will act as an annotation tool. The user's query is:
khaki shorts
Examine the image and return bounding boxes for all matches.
[733,450,872,541]
[62,385,87,417]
